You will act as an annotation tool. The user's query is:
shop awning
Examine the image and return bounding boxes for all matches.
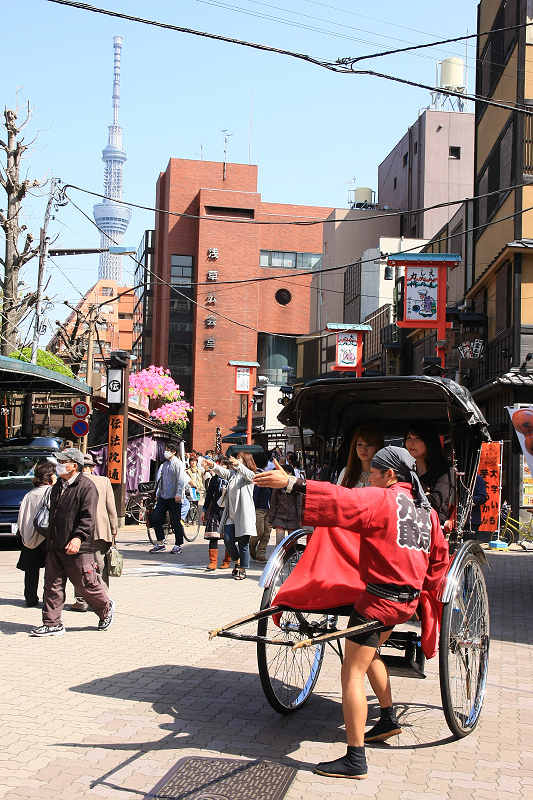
[0,355,91,395]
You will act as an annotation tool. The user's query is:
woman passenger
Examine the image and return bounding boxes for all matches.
[404,422,451,528]
[337,425,385,488]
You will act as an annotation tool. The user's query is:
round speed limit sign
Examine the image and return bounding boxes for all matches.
[72,401,90,419]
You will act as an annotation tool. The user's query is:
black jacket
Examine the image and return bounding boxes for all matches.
[48,473,98,552]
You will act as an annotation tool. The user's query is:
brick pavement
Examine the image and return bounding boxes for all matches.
[1,530,533,799]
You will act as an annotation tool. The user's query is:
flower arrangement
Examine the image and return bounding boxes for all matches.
[129,365,182,401]
[128,366,192,435]
[150,400,193,436]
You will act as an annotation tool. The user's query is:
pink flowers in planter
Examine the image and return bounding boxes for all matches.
[150,401,192,426]
[128,366,192,435]
[129,365,182,401]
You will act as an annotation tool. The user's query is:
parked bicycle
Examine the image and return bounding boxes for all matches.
[498,502,533,549]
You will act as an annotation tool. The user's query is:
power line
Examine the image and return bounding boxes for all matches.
[44,0,533,115]
[61,179,529,288]
[64,184,533,334]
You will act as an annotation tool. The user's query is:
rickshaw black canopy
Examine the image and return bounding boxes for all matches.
[278,376,489,438]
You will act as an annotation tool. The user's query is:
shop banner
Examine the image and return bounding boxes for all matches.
[107,414,124,484]
[478,441,503,534]
[508,405,533,504]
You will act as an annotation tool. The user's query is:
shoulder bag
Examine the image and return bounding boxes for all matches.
[33,486,52,536]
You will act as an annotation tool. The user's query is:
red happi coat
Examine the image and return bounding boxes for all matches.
[273,481,449,658]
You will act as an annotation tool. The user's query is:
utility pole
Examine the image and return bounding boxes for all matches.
[80,304,97,454]
[31,177,56,364]
[21,178,56,438]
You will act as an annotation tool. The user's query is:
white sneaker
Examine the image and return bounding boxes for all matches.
[171,545,182,554]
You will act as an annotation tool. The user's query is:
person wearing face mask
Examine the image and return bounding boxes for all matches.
[30,448,115,637]
[203,452,257,580]
[149,443,188,554]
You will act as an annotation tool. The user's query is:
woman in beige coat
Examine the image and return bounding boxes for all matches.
[17,461,56,607]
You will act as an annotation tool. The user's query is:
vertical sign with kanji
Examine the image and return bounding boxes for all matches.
[478,441,503,534]
[235,367,251,393]
[108,414,123,484]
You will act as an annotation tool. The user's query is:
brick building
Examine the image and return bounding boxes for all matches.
[145,159,332,452]
[49,279,135,385]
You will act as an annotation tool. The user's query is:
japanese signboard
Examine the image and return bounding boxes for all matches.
[404,266,439,325]
[478,441,503,534]
[107,414,123,484]
[235,367,251,394]
[458,332,485,369]
[522,458,533,508]
[385,348,401,377]
[332,330,363,372]
[508,405,533,506]
[107,368,124,405]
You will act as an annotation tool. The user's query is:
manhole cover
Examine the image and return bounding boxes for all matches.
[144,756,297,800]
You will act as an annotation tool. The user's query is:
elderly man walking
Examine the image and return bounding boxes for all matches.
[31,448,115,637]
[70,453,119,612]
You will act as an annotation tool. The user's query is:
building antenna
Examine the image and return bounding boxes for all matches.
[221,129,233,180]
[249,92,252,165]
[196,144,212,160]
[93,35,132,284]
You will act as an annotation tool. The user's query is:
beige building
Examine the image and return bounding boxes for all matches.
[378,109,475,239]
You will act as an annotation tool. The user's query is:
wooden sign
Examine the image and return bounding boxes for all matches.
[332,330,364,372]
[107,414,123,484]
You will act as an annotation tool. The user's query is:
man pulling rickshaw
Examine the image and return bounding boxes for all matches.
[253,445,449,779]
[210,376,490,781]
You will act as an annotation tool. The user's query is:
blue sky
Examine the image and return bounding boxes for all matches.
[2,0,478,339]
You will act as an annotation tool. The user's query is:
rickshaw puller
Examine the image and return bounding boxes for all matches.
[253,446,448,779]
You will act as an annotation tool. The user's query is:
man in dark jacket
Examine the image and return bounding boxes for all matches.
[31,448,115,637]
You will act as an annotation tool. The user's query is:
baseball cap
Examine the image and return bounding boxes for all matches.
[56,448,85,466]
[83,453,95,467]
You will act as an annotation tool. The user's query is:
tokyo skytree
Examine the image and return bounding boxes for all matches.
[93,36,132,283]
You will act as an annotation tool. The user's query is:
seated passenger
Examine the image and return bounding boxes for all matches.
[404,422,452,529]
[337,425,385,488]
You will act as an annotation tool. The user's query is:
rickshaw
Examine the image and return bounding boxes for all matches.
[210,376,491,739]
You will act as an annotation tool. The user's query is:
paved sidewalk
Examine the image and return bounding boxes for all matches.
[1,529,533,800]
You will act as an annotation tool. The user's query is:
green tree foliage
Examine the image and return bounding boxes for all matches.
[8,347,75,377]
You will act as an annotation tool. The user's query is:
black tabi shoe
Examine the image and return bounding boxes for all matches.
[364,717,402,742]
[314,747,367,779]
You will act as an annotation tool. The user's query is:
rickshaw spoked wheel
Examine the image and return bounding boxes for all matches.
[257,532,328,714]
[439,553,490,737]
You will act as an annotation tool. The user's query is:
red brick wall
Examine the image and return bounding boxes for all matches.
[151,159,332,451]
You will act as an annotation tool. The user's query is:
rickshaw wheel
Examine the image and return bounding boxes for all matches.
[439,553,490,737]
[257,535,326,714]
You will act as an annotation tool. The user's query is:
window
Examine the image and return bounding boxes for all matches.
[118,313,133,320]
[205,206,254,219]
[100,287,113,297]
[414,141,418,155]
[403,153,408,167]
[393,177,397,190]
[260,250,321,270]
[449,146,461,160]
[275,288,292,305]
[171,254,194,286]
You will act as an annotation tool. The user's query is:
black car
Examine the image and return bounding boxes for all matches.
[0,438,60,536]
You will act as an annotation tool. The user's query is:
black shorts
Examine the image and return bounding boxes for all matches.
[346,609,394,648]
